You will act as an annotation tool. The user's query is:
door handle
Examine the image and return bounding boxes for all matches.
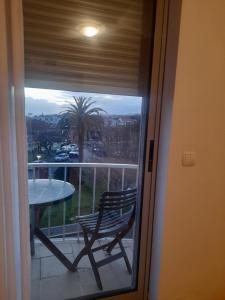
[148,140,154,172]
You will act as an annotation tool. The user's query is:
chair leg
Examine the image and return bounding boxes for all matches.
[118,240,132,274]
[87,249,103,290]
[106,235,132,274]
[73,230,93,268]
[83,232,103,290]
[106,231,126,254]
[106,236,119,254]
[73,247,88,269]
[73,230,103,289]
[106,218,135,254]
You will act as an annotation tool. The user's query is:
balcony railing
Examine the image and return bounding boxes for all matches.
[28,162,138,239]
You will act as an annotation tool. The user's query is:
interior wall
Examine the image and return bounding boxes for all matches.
[150,0,225,299]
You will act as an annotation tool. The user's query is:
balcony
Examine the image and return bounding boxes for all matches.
[29,162,138,300]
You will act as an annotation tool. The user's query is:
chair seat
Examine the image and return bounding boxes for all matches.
[77,211,130,235]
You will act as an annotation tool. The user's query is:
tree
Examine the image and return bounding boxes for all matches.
[61,96,105,162]
[26,117,61,160]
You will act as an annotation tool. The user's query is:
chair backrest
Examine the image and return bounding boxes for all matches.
[94,188,137,234]
[99,188,137,212]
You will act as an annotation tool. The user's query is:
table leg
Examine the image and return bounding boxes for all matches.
[34,228,75,271]
[30,205,41,256]
[31,205,74,271]
[30,206,35,256]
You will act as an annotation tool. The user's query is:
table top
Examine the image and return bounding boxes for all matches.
[28,179,75,206]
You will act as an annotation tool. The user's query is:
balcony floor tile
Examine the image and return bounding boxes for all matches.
[41,253,74,279]
[34,241,73,258]
[40,272,83,300]
[31,258,41,280]
[31,279,41,300]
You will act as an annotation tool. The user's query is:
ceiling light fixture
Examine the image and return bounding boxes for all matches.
[81,26,99,37]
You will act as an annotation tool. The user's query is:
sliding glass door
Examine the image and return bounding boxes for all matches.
[0,0,167,299]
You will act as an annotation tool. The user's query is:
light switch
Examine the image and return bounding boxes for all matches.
[182,151,196,167]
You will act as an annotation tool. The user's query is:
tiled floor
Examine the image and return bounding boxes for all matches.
[31,238,133,300]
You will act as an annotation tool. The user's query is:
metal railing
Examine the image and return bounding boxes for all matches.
[28,162,138,239]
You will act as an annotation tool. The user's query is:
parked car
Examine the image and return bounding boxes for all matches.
[54,153,69,162]
[69,150,79,158]
[70,144,79,151]
[32,160,46,163]
[61,145,71,152]
[56,148,70,154]
[56,148,64,154]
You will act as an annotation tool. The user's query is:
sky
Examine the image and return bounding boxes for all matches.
[25,88,142,116]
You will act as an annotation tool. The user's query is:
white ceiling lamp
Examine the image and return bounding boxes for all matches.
[80,25,99,37]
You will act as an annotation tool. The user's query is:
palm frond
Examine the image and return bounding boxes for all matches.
[86,107,106,115]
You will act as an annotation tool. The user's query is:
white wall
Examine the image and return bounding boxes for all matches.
[150,1,225,299]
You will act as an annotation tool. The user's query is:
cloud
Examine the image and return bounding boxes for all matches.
[25,97,67,115]
[25,88,142,116]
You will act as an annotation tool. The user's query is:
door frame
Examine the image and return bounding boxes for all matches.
[0,0,30,299]
[0,0,179,299]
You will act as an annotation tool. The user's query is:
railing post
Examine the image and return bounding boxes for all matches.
[133,168,139,240]
[47,207,51,237]
[32,167,35,179]
[135,168,139,188]
[121,168,125,190]
[78,167,81,217]
[107,167,111,191]
[92,167,96,213]
[47,167,52,237]
[48,167,52,179]
[77,167,82,240]
[63,167,67,240]
[62,202,66,241]
[121,168,125,215]
[64,167,67,181]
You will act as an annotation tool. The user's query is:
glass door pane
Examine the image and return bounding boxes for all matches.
[23,0,156,299]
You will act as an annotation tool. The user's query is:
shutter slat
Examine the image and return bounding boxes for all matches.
[23,0,145,96]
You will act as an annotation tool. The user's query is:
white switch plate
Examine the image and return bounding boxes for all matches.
[182,151,196,167]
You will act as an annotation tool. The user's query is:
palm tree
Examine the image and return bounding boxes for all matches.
[61,96,105,162]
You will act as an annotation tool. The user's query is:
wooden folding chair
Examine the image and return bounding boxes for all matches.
[72,188,137,289]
